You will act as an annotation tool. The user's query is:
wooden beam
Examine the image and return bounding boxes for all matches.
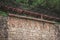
[0,2,60,20]
[8,14,56,24]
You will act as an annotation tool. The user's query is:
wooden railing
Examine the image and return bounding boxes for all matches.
[0,2,60,22]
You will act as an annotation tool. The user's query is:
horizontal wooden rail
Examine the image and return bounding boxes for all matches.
[0,2,60,20]
[9,14,56,24]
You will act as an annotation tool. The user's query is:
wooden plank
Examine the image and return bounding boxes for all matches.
[8,14,56,24]
[0,2,60,20]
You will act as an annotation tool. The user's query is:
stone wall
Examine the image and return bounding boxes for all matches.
[56,24,60,40]
[0,16,60,40]
[7,17,60,40]
[0,16,8,40]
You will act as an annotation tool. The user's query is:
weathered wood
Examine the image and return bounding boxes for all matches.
[9,14,56,24]
[0,2,60,20]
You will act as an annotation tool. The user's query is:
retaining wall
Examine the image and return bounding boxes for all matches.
[0,16,60,40]
[7,16,60,40]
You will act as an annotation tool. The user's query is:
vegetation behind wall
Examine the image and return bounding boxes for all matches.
[0,11,8,16]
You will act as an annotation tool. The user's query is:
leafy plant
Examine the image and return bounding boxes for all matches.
[0,11,8,16]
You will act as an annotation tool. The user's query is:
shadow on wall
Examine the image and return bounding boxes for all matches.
[54,24,60,40]
[0,16,8,40]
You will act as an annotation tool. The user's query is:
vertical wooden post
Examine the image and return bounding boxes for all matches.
[41,14,43,19]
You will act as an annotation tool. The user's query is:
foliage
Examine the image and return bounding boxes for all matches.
[14,0,60,9]
[0,0,60,16]
[0,11,8,16]
[0,0,60,10]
